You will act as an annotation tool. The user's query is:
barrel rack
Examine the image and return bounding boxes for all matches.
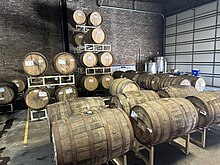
[132,134,190,165]
[77,67,112,75]
[30,109,48,122]
[189,127,208,148]
[0,103,14,113]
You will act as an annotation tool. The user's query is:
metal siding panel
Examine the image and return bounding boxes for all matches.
[215,53,220,62]
[194,29,215,40]
[214,66,220,74]
[214,78,220,86]
[166,36,175,44]
[176,64,192,72]
[193,54,214,62]
[177,22,193,33]
[165,56,176,62]
[177,10,194,21]
[203,76,212,86]
[177,33,193,42]
[194,42,214,51]
[195,2,217,16]
[195,65,213,74]
[166,26,176,35]
[195,16,216,29]
[165,46,175,53]
[166,15,176,26]
[176,44,192,52]
[176,55,193,62]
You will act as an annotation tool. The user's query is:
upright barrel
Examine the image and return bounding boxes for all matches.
[55,85,78,102]
[110,90,160,115]
[79,75,99,91]
[0,82,18,105]
[47,97,106,122]
[87,11,103,26]
[71,9,86,25]
[98,75,114,89]
[97,52,114,67]
[109,78,140,95]
[84,28,106,44]
[72,32,85,47]
[186,91,220,128]
[51,109,134,165]
[78,52,98,67]
[53,52,76,74]
[24,87,50,110]
[130,98,198,145]
[157,85,198,98]
[11,79,26,93]
[22,52,48,76]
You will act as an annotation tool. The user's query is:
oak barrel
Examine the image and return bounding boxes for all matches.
[112,71,125,79]
[53,52,76,74]
[159,76,191,89]
[138,74,160,91]
[97,52,114,67]
[71,9,86,25]
[87,11,103,26]
[84,28,106,44]
[122,72,140,83]
[55,85,78,102]
[24,87,50,110]
[47,97,105,122]
[157,85,198,98]
[11,79,26,93]
[98,75,114,89]
[110,90,160,115]
[0,82,18,105]
[79,75,99,91]
[22,52,48,76]
[130,98,198,145]
[186,91,220,128]
[136,72,152,87]
[51,109,134,165]
[72,32,85,47]
[109,78,140,95]
[78,52,98,67]
[181,75,206,92]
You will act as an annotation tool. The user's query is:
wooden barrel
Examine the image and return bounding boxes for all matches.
[181,75,206,92]
[97,52,114,67]
[110,90,160,115]
[109,78,140,95]
[159,76,191,89]
[0,82,18,105]
[139,75,160,91]
[122,72,140,83]
[11,79,26,93]
[84,28,106,44]
[22,52,48,76]
[72,32,85,47]
[157,85,198,98]
[51,109,134,165]
[87,11,103,26]
[53,52,76,74]
[186,91,220,128]
[136,72,152,87]
[98,75,114,89]
[112,71,125,79]
[130,98,198,145]
[78,52,98,67]
[55,85,78,102]
[24,87,50,110]
[71,9,86,25]
[47,97,106,122]
[79,75,99,91]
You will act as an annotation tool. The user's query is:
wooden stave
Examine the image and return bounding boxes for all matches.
[84,28,106,44]
[97,74,114,89]
[11,79,26,93]
[55,85,78,102]
[0,82,18,105]
[47,97,106,122]
[51,108,134,165]
[186,91,220,128]
[97,52,114,67]
[22,52,48,76]
[78,52,98,68]
[80,75,99,91]
[53,52,76,74]
[87,11,103,26]
[130,98,198,145]
[24,87,50,110]
[72,32,85,47]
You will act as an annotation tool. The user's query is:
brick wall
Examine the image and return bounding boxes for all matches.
[0,0,63,81]
[67,0,164,65]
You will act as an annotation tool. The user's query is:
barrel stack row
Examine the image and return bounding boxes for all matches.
[112,70,206,92]
[71,10,115,93]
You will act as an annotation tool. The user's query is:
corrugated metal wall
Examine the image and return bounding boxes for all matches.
[165,0,220,86]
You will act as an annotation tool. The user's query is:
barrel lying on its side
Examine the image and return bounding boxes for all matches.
[0,82,18,105]
[11,79,26,93]
[55,85,78,102]
[186,91,220,128]
[51,109,134,165]
[130,98,198,145]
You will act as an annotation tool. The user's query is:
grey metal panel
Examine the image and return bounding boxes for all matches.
[166,15,176,26]
[176,64,192,72]
[216,27,220,37]
[195,16,216,29]
[203,76,213,86]
[214,78,220,86]
[215,41,220,49]
[165,46,175,53]
[167,64,176,70]
[194,29,215,40]
[215,53,220,62]
[195,65,213,73]
[194,42,214,51]
[177,22,193,33]
[214,66,220,74]
[166,26,176,35]
[177,33,193,42]
[195,2,217,16]
[176,55,193,62]
[166,56,176,62]
[193,54,214,62]
[177,10,194,21]
[176,44,192,52]
[166,36,175,44]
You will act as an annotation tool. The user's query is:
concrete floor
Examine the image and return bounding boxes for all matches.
[1,90,220,165]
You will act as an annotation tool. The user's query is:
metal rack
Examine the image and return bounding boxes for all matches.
[0,103,14,113]
[75,24,99,32]
[30,108,48,122]
[189,127,208,148]
[27,74,75,88]
[77,67,112,75]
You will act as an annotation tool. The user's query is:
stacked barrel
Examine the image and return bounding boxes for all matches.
[70,10,114,93]
[22,52,77,110]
